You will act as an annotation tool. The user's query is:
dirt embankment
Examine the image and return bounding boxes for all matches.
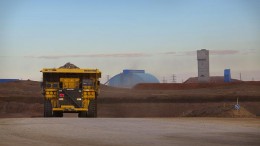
[133,81,260,90]
[0,80,259,118]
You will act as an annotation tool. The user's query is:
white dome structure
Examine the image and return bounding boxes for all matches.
[108,70,159,88]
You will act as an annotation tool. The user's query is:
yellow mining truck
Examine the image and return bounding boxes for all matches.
[40,63,101,118]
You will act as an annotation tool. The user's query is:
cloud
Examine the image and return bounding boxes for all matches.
[24,53,151,59]
[210,50,239,55]
[182,51,196,56]
[179,50,240,56]
[21,49,256,59]
[241,49,258,55]
[159,51,195,56]
[160,51,176,55]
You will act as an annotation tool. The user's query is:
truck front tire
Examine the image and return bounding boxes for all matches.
[78,111,87,118]
[88,99,97,117]
[53,112,63,117]
[44,99,53,117]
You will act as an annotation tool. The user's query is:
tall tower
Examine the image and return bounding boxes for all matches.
[197,49,209,82]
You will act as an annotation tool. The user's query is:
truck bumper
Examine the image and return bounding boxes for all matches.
[53,105,87,112]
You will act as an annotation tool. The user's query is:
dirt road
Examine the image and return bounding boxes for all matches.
[0,118,259,146]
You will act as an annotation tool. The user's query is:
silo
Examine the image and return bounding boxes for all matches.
[197,49,210,83]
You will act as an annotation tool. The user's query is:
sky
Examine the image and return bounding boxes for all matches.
[0,0,260,83]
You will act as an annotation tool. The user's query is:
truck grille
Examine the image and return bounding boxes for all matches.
[58,89,82,108]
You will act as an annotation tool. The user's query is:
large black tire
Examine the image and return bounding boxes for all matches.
[44,99,53,117]
[87,99,97,118]
[53,112,63,117]
[78,111,87,118]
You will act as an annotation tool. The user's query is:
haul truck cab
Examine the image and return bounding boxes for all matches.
[41,65,101,118]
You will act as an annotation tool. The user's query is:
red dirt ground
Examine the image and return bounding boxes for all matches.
[0,80,259,118]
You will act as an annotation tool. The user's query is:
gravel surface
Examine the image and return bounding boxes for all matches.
[0,118,259,146]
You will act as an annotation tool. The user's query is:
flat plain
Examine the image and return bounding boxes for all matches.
[0,118,259,146]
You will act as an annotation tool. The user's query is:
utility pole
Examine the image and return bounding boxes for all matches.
[172,74,176,83]
[240,73,242,81]
[104,75,110,85]
[106,75,110,83]
[162,76,167,83]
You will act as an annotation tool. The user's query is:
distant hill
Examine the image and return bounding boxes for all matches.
[184,76,241,83]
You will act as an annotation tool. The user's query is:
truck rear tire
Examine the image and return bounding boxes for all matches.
[53,112,63,117]
[44,99,53,117]
[88,99,97,117]
[78,111,87,118]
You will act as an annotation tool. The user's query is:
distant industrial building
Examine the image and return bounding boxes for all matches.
[224,69,231,82]
[108,70,159,88]
[197,49,210,83]
[0,79,19,83]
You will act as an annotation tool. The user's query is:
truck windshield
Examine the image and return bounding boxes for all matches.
[46,82,59,88]
[83,79,93,86]
[53,83,59,88]
[46,83,52,88]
